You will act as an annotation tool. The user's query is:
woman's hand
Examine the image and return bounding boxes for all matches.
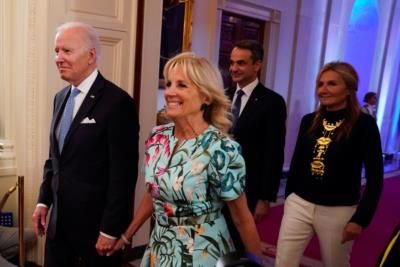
[341,222,362,243]
[107,238,127,256]
[253,200,270,224]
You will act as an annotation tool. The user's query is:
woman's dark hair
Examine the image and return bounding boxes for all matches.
[308,61,361,140]
[363,92,377,103]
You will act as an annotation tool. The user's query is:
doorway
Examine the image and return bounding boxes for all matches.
[218,11,265,90]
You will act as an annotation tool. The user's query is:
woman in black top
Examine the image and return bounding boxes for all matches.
[275,62,383,267]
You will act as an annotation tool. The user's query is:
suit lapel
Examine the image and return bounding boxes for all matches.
[236,83,264,126]
[51,86,71,157]
[61,73,105,151]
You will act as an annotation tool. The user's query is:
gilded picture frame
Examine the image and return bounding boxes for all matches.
[182,0,193,51]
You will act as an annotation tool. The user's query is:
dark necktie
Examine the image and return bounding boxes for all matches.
[232,89,244,127]
[58,87,80,151]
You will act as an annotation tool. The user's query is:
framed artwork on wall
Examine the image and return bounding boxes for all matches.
[159,0,193,87]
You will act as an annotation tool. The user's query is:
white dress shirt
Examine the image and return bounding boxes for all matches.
[231,78,259,115]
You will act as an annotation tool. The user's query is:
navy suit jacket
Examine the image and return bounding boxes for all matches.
[229,82,286,210]
[38,73,139,246]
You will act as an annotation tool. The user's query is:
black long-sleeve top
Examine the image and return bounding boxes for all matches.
[285,109,383,227]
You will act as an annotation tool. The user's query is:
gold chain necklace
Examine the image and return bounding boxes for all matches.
[310,118,344,178]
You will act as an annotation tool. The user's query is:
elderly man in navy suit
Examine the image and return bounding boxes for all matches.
[225,40,287,251]
[32,22,139,267]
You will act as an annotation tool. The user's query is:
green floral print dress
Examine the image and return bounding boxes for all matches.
[141,123,246,267]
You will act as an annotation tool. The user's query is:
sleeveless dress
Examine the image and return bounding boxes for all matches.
[141,123,246,267]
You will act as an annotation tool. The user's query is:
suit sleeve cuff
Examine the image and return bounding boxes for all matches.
[36,203,48,209]
[100,231,117,239]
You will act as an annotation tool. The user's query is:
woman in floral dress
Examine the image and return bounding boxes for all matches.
[110,52,262,266]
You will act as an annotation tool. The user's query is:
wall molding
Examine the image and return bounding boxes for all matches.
[220,0,277,22]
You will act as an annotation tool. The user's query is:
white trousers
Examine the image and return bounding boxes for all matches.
[275,193,356,267]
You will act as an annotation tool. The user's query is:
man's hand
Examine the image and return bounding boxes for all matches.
[95,235,117,256]
[32,206,48,237]
[341,222,362,244]
[253,200,270,224]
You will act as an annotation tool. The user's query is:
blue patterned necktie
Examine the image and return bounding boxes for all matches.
[232,89,244,127]
[58,87,80,152]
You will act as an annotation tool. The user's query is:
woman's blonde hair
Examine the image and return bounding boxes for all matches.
[309,61,361,140]
[163,52,232,133]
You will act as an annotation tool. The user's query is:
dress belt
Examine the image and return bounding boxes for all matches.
[155,210,221,227]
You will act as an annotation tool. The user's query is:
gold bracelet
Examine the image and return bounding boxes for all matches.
[121,233,131,245]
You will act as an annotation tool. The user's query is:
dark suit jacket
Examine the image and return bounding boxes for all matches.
[229,82,286,210]
[38,73,139,248]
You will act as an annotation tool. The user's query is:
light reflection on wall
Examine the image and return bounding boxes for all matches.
[373,2,400,153]
[344,0,378,102]
[345,0,400,154]
[388,84,400,153]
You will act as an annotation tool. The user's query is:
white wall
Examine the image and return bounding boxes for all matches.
[133,0,163,248]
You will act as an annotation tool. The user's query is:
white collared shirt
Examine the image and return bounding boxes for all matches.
[55,69,98,140]
[72,69,99,117]
[232,78,259,115]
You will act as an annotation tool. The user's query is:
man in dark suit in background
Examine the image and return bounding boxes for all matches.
[32,22,139,267]
[225,40,287,251]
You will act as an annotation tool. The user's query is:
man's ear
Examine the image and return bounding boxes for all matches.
[88,48,96,65]
[254,59,262,72]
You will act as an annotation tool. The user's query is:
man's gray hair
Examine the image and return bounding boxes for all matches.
[56,21,102,60]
